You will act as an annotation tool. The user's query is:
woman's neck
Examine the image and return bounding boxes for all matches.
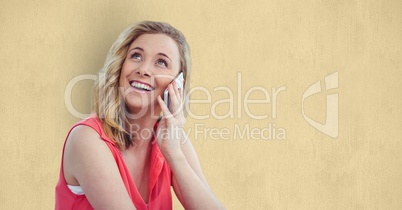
[125,111,160,150]
[122,103,162,148]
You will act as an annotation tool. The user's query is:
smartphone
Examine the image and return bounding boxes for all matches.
[164,72,184,112]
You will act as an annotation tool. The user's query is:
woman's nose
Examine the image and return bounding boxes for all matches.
[136,61,151,77]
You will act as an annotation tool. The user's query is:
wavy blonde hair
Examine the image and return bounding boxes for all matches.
[92,21,191,150]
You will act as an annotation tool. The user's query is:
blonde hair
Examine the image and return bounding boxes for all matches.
[92,21,191,149]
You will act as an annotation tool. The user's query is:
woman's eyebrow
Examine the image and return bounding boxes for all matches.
[129,47,144,52]
[158,53,172,62]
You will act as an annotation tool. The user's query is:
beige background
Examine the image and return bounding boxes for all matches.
[1,0,401,209]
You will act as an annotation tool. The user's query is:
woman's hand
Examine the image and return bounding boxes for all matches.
[156,80,226,210]
[156,81,187,160]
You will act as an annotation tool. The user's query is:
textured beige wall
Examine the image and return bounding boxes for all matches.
[1,0,401,209]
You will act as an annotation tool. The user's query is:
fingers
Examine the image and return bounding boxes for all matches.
[168,81,183,116]
[180,86,183,100]
[173,81,181,100]
[169,82,179,112]
[157,95,173,119]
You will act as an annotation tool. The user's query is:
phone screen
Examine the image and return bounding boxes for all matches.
[164,72,184,112]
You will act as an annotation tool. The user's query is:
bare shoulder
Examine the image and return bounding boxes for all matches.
[63,125,135,209]
[65,125,105,154]
[63,125,110,185]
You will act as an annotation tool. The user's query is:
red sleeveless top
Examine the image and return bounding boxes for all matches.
[55,116,172,210]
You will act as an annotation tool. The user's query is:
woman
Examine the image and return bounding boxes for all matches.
[55,21,225,210]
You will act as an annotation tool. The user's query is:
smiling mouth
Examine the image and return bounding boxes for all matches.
[129,81,155,91]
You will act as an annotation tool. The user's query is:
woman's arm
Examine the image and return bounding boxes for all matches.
[170,134,225,210]
[156,82,225,210]
[63,125,136,210]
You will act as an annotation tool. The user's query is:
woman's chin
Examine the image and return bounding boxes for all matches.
[124,95,161,117]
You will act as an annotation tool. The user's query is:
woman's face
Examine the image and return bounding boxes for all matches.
[119,33,181,116]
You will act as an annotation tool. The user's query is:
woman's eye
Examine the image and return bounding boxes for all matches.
[156,59,167,67]
[131,53,142,60]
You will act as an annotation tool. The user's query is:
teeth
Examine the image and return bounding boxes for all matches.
[131,82,153,91]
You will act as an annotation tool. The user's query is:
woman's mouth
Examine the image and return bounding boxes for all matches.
[129,80,155,91]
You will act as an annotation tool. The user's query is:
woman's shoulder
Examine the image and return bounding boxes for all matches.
[69,123,101,142]
[65,122,106,154]
[62,119,136,209]
[63,117,120,177]
[67,115,115,146]
[72,115,103,133]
